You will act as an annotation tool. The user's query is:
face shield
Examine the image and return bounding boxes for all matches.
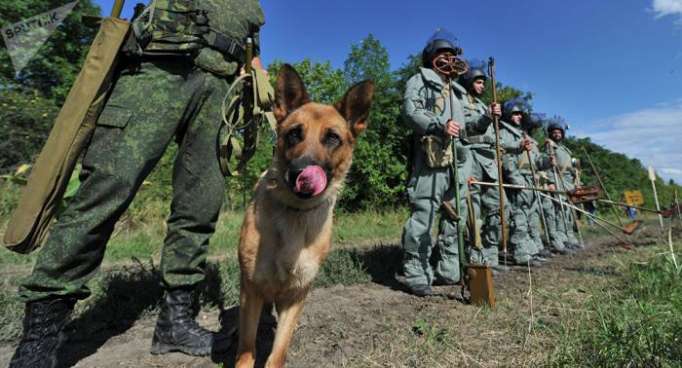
[423,28,468,77]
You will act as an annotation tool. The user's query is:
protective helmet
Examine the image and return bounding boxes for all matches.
[524,112,545,132]
[502,97,529,122]
[546,115,568,137]
[421,28,463,67]
[459,59,487,91]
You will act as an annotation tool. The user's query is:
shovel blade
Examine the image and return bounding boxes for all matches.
[622,220,641,235]
[467,265,495,308]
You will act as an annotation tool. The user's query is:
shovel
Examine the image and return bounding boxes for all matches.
[445,80,495,308]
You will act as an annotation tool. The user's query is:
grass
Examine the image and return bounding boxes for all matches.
[2,187,681,368]
[0,206,406,264]
[0,206,406,343]
[549,244,682,367]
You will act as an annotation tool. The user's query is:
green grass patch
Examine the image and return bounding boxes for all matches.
[0,206,406,344]
[549,250,682,367]
[333,209,407,245]
[0,208,405,266]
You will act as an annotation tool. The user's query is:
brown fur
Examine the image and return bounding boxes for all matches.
[235,65,374,368]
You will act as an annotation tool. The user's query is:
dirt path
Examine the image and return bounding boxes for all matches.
[0,226,664,368]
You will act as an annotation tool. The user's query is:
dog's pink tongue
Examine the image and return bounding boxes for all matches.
[294,165,327,196]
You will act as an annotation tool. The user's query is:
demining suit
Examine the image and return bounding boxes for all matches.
[542,119,582,252]
[400,30,472,296]
[458,62,505,270]
[500,104,552,265]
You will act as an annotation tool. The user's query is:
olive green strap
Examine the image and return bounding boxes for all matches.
[219,68,275,176]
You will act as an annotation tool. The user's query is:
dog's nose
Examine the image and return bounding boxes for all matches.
[289,156,318,172]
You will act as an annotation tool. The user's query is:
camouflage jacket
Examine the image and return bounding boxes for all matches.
[136,0,265,77]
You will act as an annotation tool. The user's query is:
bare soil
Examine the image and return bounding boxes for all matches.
[0,224,668,368]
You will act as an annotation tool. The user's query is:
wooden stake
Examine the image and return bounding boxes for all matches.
[648,166,664,231]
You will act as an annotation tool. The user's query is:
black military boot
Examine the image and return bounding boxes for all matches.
[538,248,553,258]
[9,297,76,368]
[151,288,225,356]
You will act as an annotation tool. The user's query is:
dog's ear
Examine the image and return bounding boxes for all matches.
[274,64,310,123]
[335,80,374,137]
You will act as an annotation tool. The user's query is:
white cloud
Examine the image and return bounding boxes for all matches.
[577,100,682,185]
[652,0,682,18]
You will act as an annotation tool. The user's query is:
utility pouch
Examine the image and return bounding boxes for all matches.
[421,135,453,168]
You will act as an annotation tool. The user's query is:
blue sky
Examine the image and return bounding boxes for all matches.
[93,0,682,183]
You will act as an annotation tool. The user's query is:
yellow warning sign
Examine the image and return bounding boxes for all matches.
[624,190,644,206]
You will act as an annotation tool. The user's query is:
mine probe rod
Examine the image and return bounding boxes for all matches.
[581,147,624,227]
[487,57,508,258]
[111,0,125,17]
[448,81,469,298]
[470,180,566,194]
[539,193,632,248]
[525,136,552,247]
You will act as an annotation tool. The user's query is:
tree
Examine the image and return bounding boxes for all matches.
[0,0,100,172]
[1,0,100,102]
[339,35,406,210]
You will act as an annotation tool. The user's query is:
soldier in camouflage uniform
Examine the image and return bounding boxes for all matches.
[9,1,265,367]
[499,102,553,266]
[458,61,505,272]
[542,118,583,252]
[400,30,471,297]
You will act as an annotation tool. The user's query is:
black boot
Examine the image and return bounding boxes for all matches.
[9,297,75,368]
[538,249,553,258]
[151,288,225,356]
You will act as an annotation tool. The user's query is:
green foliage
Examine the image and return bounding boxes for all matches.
[0,0,100,102]
[561,136,682,211]
[269,59,347,104]
[0,88,58,171]
[315,248,371,286]
[0,0,100,172]
[0,176,25,219]
[550,255,682,367]
[411,318,453,349]
[340,35,407,210]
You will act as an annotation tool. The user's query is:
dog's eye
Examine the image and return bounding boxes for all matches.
[323,131,341,148]
[285,127,303,147]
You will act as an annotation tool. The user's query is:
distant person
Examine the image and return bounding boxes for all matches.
[543,118,583,250]
[626,206,637,220]
[499,100,553,266]
[457,60,505,272]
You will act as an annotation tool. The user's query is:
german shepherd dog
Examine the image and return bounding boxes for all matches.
[235,65,374,368]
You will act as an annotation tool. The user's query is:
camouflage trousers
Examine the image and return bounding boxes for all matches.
[19,59,230,302]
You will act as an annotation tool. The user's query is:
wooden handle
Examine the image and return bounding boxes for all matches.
[111,0,125,18]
